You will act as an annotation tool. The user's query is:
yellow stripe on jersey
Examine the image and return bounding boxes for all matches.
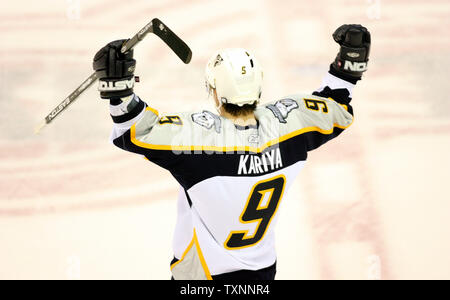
[145,106,159,116]
[130,119,353,153]
[170,229,212,280]
[193,229,212,280]
[327,97,349,112]
[170,237,195,270]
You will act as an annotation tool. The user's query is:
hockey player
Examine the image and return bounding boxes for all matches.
[93,24,371,280]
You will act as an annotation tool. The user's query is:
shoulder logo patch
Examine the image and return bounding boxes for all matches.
[266,98,299,123]
[191,111,222,133]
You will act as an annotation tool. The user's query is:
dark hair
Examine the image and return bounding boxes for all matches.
[222,102,257,117]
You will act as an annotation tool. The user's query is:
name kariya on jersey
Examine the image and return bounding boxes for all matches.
[238,148,283,175]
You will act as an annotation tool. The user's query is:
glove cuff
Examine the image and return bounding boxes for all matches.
[99,76,135,99]
[333,54,368,75]
[329,64,361,84]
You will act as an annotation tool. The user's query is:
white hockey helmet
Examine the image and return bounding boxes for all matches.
[205,48,263,107]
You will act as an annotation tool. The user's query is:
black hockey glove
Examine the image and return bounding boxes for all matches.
[93,39,136,99]
[331,24,371,83]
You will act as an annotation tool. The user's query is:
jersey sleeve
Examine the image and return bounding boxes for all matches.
[109,94,187,171]
[262,70,355,153]
[312,66,356,116]
[301,68,356,151]
[297,93,354,152]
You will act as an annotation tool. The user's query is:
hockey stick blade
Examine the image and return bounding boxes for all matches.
[152,18,192,64]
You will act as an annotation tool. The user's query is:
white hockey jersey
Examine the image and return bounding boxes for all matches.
[109,71,355,279]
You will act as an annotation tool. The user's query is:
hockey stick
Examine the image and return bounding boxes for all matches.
[34,18,192,134]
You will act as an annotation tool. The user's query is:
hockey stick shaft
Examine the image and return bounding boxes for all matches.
[35,20,156,134]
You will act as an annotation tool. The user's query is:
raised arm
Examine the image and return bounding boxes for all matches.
[300,24,371,151]
[92,39,185,171]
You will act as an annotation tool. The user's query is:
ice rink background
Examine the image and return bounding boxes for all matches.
[0,0,449,279]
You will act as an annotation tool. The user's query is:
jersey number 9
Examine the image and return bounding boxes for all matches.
[224,175,286,250]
